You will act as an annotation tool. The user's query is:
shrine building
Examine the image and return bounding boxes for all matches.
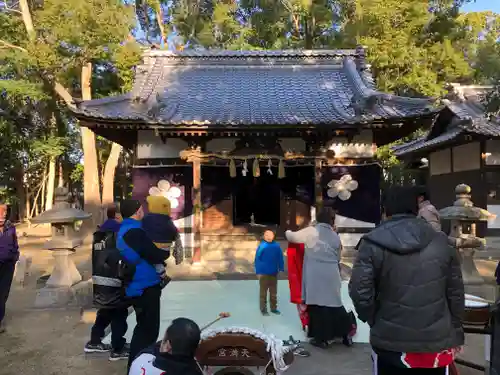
[72,47,439,262]
[394,84,500,237]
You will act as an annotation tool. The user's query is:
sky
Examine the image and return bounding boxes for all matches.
[462,0,500,13]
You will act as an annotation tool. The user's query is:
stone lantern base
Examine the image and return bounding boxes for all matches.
[34,249,84,308]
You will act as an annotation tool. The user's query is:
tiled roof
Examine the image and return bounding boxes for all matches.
[393,129,463,156]
[72,48,437,127]
[393,94,500,157]
[445,100,500,137]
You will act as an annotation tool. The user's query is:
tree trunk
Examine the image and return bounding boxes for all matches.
[15,164,26,222]
[45,157,56,210]
[41,165,46,211]
[154,3,167,44]
[102,142,122,207]
[19,0,35,39]
[120,153,129,199]
[81,62,102,229]
[58,158,64,188]
[26,192,31,222]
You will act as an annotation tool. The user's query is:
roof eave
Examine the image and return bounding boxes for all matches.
[74,111,438,131]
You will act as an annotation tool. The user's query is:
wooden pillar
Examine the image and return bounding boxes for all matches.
[314,158,323,210]
[192,159,202,264]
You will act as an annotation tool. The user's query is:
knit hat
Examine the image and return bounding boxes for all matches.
[120,199,141,219]
[147,195,171,215]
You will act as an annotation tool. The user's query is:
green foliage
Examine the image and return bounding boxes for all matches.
[32,136,67,159]
[0,0,141,218]
[376,129,428,190]
[341,0,474,97]
[70,163,84,183]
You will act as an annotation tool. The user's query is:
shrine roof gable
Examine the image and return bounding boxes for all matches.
[393,87,500,157]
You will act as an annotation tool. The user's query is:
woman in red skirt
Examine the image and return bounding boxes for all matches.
[286,242,309,331]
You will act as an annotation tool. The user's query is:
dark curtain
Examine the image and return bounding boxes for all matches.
[281,167,314,205]
[322,164,381,225]
[201,167,232,210]
[131,167,193,221]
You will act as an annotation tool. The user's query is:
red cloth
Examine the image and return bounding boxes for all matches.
[401,350,455,368]
[287,242,305,304]
[297,304,309,329]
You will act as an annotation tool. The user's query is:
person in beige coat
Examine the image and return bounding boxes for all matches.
[417,190,441,231]
[285,207,354,348]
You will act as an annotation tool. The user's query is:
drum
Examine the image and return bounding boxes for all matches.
[196,329,294,375]
[463,294,490,326]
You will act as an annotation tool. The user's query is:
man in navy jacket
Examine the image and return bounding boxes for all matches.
[85,205,130,361]
[0,204,18,333]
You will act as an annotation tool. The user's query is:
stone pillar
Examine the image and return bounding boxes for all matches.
[439,184,495,297]
[45,250,82,288]
[314,158,323,210]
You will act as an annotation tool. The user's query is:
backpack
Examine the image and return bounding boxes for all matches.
[92,230,136,284]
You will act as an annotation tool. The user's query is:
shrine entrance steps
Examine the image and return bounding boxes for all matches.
[200,233,285,274]
[195,232,355,277]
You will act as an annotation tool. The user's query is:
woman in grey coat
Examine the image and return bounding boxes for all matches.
[285,207,353,348]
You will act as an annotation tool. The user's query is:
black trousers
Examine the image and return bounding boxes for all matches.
[0,260,16,324]
[90,307,129,350]
[127,285,161,371]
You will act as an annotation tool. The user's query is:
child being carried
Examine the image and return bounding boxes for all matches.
[143,195,184,286]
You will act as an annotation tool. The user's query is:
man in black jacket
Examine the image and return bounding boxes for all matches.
[129,317,202,375]
[84,205,130,361]
[349,186,464,374]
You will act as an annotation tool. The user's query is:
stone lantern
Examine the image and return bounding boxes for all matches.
[439,184,495,288]
[31,187,91,306]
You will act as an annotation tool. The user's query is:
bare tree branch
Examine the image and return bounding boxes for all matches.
[53,82,76,109]
[0,39,27,52]
[1,3,22,14]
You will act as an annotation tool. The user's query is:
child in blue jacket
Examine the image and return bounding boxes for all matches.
[254,230,284,315]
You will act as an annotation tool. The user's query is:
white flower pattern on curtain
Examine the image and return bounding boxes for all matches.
[326,174,359,201]
[148,180,182,209]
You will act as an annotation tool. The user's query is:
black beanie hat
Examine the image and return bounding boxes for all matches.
[120,199,141,219]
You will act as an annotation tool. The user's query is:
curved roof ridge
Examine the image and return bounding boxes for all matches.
[132,57,164,102]
[342,57,379,99]
[342,57,434,106]
[143,49,360,59]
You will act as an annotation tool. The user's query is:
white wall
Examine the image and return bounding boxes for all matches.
[452,142,480,172]
[137,130,188,159]
[430,149,451,175]
[206,139,236,153]
[485,140,500,166]
[487,205,500,229]
[137,131,376,159]
[328,130,375,158]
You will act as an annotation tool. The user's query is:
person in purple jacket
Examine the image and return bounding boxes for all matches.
[0,203,19,333]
